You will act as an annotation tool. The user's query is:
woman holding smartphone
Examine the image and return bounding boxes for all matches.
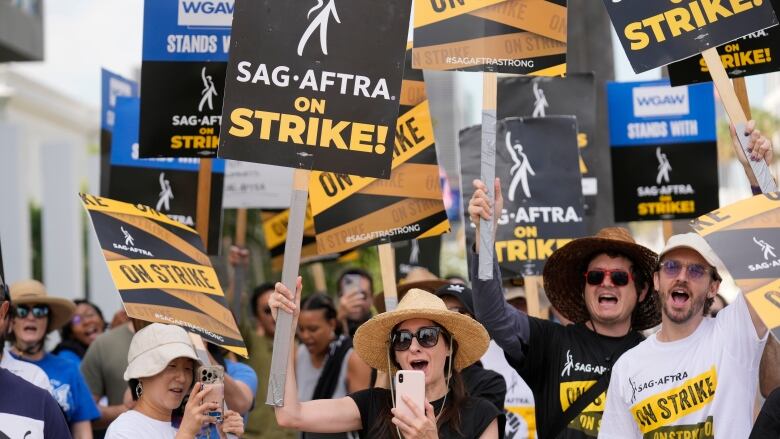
[271,278,500,439]
[105,323,245,439]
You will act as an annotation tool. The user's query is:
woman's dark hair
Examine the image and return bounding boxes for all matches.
[60,300,106,341]
[300,293,338,322]
[369,327,467,438]
[250,282,276,319]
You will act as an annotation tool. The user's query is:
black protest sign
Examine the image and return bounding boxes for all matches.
[138,0,232,158]
[607,80,719,222]
[110,97,225,254]
[80,193,247,357]
[669,27,780,86]
[497,74,609,227]
[413,0,567,75]
[395,237,442,279]
[309,45,450,255]
[139,62,227,158]
[218,0,412,179]
[460,117,586,278]
[602,0,778,73]
[692,194,780,341]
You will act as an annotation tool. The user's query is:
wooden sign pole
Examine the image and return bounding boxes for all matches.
[524,275,543,318]
[310,263,327,293]
[378,243,398,312]
[196,158,213,247]
[478,72,498,280]
[232,208,248,325]
[267,168,310,407]
[701,48,776,193]
[733,77,752,120]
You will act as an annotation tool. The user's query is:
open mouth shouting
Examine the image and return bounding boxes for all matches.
[409,359,429,374]
[669,286,691,307]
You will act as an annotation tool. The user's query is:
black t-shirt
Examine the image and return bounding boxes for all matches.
[462,362,507,438]
[349,387,500,438]
[750,387,780,439]
[506,318,644,439]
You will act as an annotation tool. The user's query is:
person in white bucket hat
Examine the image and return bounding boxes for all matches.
[600,233,769,438]
[270,277,501,438]
[105,323,244,439]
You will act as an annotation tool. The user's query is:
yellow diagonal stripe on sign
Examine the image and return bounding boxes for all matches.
[263,204,314,250]
[559,380,604,413]
[630,367,717,434]
[745,279,780,332]
[530,63,567,77]
[310,100,435,216]
[417,220,451,239]
[692,194,780,237]
[80,193,191,232]
[106,259,223,296]
[470,0,567,43]
[414,0,507,28]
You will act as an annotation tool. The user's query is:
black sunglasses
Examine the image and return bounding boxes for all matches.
[15,305,50,319]
[584,269,633,287]
[391,326,443,351]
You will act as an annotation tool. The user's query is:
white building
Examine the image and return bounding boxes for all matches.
[0,65,120,317]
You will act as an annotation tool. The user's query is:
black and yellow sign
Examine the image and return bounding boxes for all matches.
[603,0,778,73]
[412,0,567,75]
[217,0,411,179]
[261,208,356,272]
[669,27,780,86]
[460,117,586,278]
[80,193,247,357]
[692,193,780,341]
[310,45,451,254]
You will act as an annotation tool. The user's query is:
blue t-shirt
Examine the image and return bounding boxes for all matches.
[12,352,100,424]
[196,360,259,439]
[56,349,82,367]
[0,367,72,439]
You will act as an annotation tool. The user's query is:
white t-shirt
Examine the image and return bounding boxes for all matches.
[106,410,178,439]
[481,340,536,439]
[1,348,51,391]
[599,293,767,438]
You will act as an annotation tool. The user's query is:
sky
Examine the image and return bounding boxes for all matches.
[12,0,144,109]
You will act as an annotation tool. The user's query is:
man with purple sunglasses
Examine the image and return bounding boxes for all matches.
[600,233,768,438]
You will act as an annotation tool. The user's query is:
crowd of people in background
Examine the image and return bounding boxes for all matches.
[1,123,780,438]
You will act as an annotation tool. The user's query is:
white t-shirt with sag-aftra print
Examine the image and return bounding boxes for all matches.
[599,293,767,439]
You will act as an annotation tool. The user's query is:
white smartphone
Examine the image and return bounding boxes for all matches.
[394,370,425,419]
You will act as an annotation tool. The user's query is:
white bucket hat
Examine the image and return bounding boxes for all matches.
[124,323,200,381]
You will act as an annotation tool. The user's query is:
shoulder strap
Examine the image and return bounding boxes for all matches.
[547,333,641,438]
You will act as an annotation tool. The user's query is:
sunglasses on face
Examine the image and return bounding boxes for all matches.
[584,269,633,287]
[659,260,710,280]
[15,305,50,319]
[391,326,443,351]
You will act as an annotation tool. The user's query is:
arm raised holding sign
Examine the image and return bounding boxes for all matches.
[729,119,776,189]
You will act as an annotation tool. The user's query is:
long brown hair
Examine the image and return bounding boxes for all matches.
[368,329,468,438]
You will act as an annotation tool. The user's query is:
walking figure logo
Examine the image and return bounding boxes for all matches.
[156,172,174,212]
[121,227,134,247]
[561,350,574,377]
[656,147,672,184]
[505,131,535,202]
[754,237,777,260]
[297,0,341,56]
[198,67,218,112]
[532,82,548,118]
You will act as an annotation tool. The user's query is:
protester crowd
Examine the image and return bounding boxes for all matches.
[1,123,779,439]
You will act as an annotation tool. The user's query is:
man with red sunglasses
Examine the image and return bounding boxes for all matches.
[469,179,660,439]
[600,233,769,438]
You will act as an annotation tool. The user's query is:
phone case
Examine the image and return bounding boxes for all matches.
[394,370,425,419]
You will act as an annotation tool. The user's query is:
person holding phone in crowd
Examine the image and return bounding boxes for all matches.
[105,323,244,439]
[271,278,501,438]
[336,269,374,337]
